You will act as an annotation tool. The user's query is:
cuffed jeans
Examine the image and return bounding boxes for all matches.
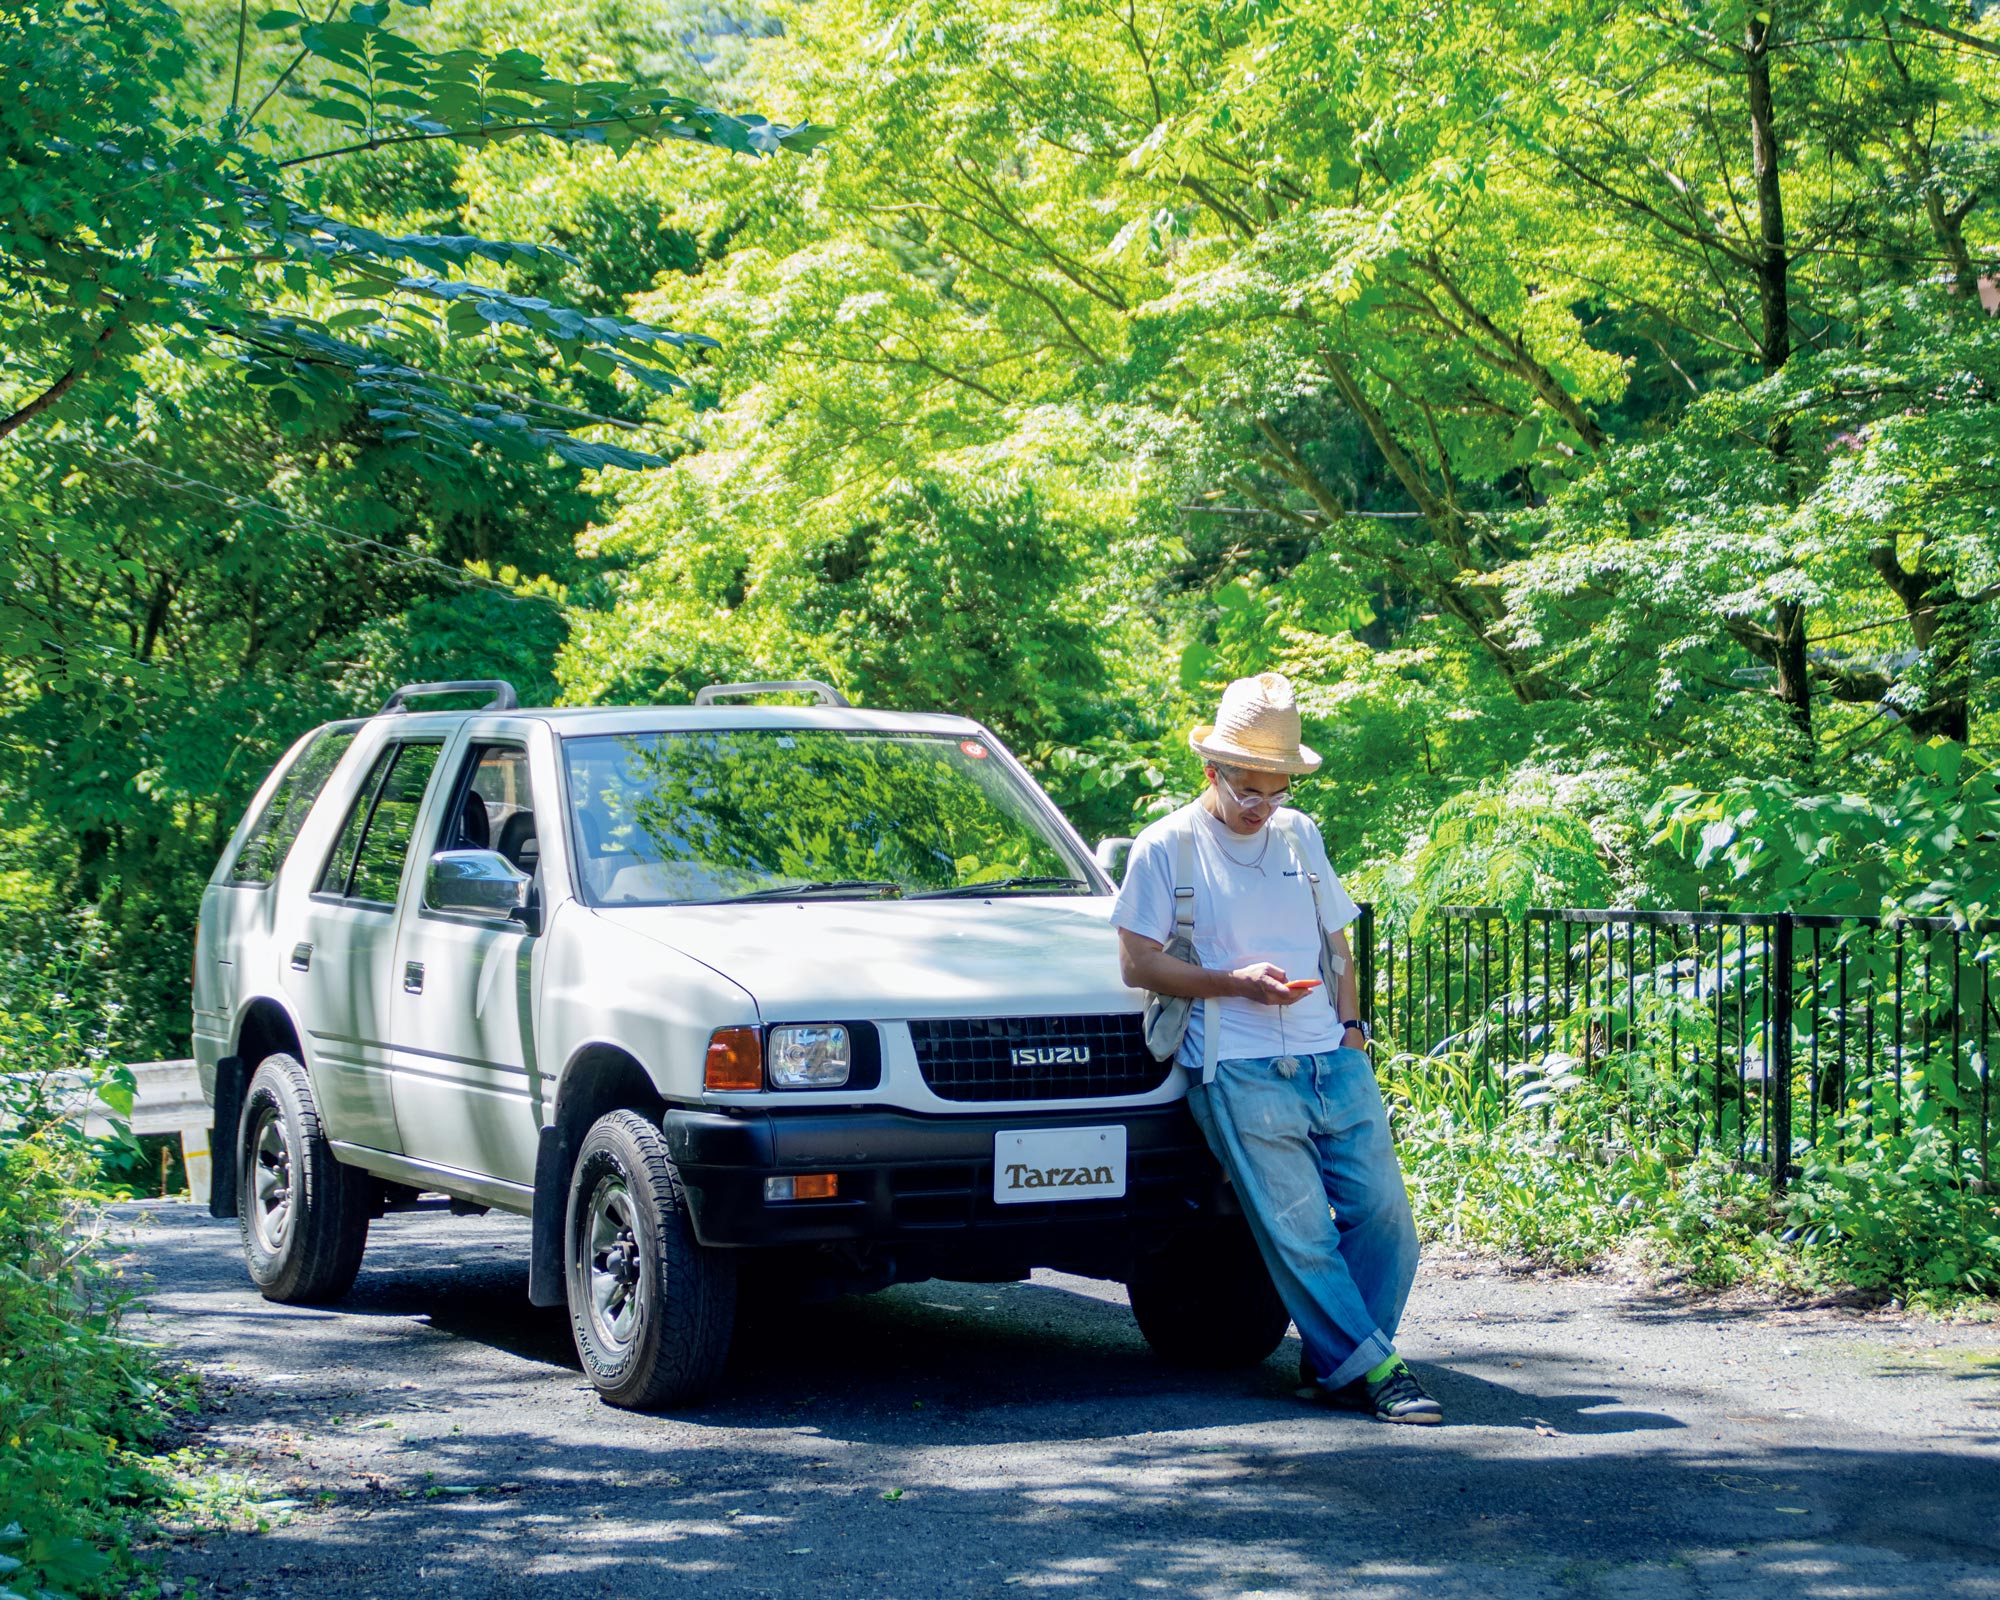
[1186,1047,1420,1391]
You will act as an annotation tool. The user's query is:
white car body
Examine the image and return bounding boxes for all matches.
[195,692,1229,1307]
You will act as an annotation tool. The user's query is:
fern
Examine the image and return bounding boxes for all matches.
[1406,782,1613,928]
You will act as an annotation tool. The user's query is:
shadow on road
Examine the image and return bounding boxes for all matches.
[121,1206,2000,1600]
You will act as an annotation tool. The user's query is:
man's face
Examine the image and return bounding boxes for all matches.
[1207,764,1291,834]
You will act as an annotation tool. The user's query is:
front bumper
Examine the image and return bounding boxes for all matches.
[660,1103,1230,1277]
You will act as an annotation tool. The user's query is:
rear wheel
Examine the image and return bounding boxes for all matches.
[1128,1218,1290,1369]
[237,1054,371,1303]
[564,1110,736,1408]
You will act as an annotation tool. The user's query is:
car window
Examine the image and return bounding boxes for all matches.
[317,748,392,897]
[560,729,1090,906]
[349,743,443,904]
[430,744,540,902]
[316,741,443,904]
[227,725,358,886]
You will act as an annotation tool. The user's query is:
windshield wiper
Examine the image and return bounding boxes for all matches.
[910,876,1092,899]
[713,879,904,903]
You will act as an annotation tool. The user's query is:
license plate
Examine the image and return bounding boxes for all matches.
[993,1125,1127,1205]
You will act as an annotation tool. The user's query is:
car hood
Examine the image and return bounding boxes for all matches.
[588,897,1142,1021]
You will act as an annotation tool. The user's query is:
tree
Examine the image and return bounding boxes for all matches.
[605,0,1994,771]
[0,0,823,1052]
[0,0,825,461]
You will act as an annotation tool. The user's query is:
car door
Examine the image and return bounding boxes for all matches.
[387,735,546,1188]
[282,736,446,1153]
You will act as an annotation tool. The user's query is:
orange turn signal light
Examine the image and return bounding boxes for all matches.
[764,1173,839,1201]
[705,1026,763,1091]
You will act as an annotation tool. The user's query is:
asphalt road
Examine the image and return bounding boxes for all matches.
[111,1201,2000,1600]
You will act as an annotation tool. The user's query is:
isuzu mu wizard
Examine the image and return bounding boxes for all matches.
[193,679,1286,1405]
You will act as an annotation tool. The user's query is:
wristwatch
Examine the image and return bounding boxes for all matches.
[1341,1018,1371,1041]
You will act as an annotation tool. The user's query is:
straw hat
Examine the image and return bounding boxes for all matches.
[1189,672,1322,775]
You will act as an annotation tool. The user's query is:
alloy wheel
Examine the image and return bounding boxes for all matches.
[247,1102,295,1254]
[584,1176,645,1351]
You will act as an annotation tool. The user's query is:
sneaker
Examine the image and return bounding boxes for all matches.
[1364,1361,1443,1425]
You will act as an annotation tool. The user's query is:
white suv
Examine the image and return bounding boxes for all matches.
[194,680,1286,1405]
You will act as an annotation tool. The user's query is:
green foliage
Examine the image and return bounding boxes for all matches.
[1784,1131,2000,1296]
[1388,1046,2000,1300]
[0,941,189,1600]
[1499,315,2000,763]
[1370,780,1620,930]
[1653,746,2000,923]
[0,0,825,461]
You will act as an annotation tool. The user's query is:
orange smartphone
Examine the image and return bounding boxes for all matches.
[1285,978,1322,992]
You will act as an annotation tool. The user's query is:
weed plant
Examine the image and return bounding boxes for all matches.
[0,935,195,1600]
[1385,1042,2000,1303]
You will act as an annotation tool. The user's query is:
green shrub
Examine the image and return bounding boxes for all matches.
[1782,1129,2000,1299]
[1386,1049,2000,1303]
[0,1137,183,1600]
[0,939,188,1600]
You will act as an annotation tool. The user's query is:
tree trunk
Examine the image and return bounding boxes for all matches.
[1745,16,1790,378]
[1769,600,1812,743]
[1866,543,1983,743]
[1744,15,1813,756]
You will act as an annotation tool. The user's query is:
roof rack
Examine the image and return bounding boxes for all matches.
[380,679,520,714]
[693,680,852,708]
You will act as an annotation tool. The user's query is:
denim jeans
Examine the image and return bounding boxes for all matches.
[1185,1047,1420,1390]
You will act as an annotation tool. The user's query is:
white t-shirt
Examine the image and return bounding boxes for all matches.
[1112,803,1361,1068]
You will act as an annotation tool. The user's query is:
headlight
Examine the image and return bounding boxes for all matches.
[766,1024,852,1089]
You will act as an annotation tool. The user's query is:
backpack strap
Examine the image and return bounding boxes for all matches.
[1169,807,1222,1083]
[1272,810,1348,979]
[1172,817,1197,940]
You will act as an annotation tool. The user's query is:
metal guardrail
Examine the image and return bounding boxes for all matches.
[79,1059,206,1138]
[17,1059,215,1203]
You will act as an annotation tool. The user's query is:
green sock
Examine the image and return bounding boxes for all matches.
[1364,1354,1401,1384]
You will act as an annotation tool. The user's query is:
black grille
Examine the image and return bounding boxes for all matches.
[909,1014,1169,1102]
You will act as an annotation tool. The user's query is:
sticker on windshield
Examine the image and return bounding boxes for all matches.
[960,740,988,759]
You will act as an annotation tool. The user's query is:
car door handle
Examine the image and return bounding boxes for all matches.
[403,960,424,994]
[290,942,313,971]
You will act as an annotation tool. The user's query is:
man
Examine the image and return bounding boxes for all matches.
[1112,672,1439,1424]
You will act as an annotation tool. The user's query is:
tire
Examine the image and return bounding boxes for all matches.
[237,1053,371,1304]
[564,1110,737,1409]
[1128,1218,1290,1369]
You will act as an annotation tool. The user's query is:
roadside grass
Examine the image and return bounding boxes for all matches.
[0,1132,200,1600]
[2,936,272,1600]
[1386,1052,2000,1312]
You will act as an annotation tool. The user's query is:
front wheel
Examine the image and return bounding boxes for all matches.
[564,1110,736,1409]
[236,1053,371,1303]
[1128,1218,1290,1369]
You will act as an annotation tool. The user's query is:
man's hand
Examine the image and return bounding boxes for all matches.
[1233,962,1309,1005]
[1118,931,1318,1006]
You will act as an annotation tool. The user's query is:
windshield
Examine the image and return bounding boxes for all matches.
[561,729,1096,906]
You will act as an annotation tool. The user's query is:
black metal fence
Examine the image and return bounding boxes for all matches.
[1355,904,1997,1191]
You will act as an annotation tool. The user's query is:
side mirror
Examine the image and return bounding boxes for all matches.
[1093,836,1135,884]
[428,849,530,921]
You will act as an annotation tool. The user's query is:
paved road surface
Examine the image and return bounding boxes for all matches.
[111,1202,2000,1600]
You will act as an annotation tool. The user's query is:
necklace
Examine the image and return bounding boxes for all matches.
[1206,817,1272,874]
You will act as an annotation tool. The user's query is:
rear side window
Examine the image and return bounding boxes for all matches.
[227,727,359,886]
[316,741,444,905]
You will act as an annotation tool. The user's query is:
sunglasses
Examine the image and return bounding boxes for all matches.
[1216,770,1292,812]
